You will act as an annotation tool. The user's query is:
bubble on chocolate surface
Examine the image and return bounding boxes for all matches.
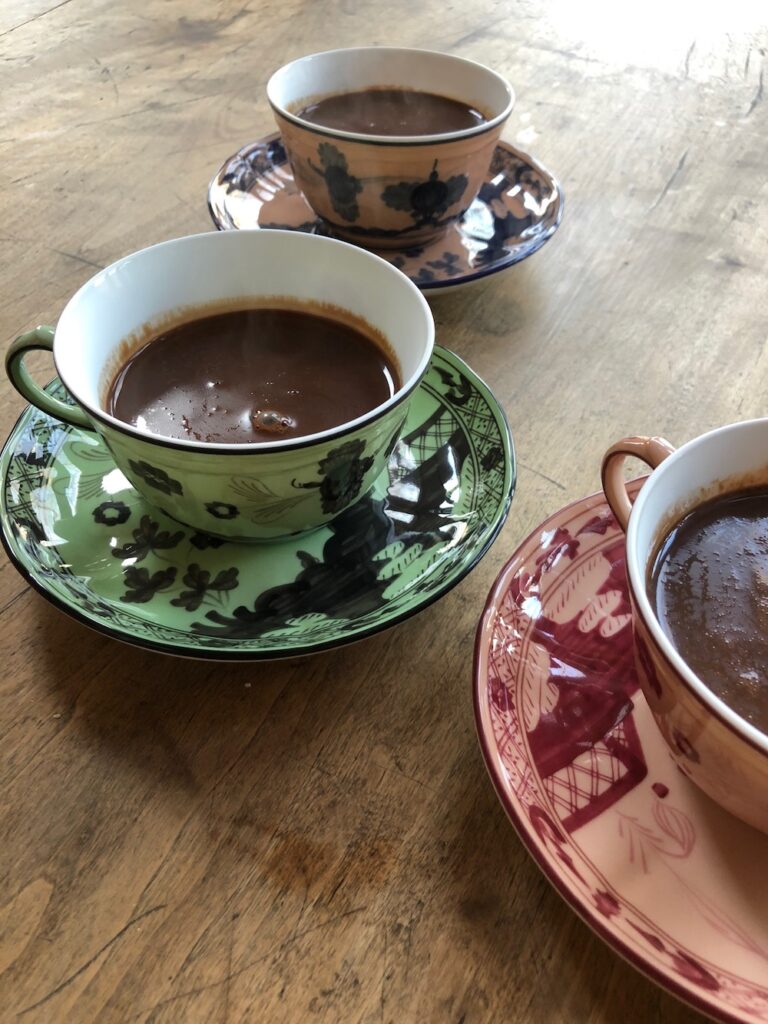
[251,409,297,434]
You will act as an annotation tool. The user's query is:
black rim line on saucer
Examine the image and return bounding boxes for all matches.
[206,138,565,293]
[0,352,516,661]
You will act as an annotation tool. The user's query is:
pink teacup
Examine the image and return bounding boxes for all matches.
[267,47,514,249]
[602,423,768,833]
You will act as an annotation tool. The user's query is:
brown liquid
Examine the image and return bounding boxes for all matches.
[649,487,768,732]
[295,87,487,136]
[108,307,400,444]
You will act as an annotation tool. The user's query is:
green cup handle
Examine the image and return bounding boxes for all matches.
[5,326,93,430]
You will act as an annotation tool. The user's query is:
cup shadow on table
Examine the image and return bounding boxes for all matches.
[31,597,709,1022]
[33,595,360,791]
[440,753,709,1023]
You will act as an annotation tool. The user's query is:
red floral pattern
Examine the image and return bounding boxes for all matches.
[477,487,768,1023]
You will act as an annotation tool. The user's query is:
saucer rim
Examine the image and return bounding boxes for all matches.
[472,483,752,1024]
[0,346,515,661]
[206,134,564,293]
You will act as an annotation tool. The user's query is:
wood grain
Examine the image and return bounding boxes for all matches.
[2,1,767,1020]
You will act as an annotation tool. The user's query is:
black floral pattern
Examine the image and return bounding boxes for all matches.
[171,564,239,612]
[205,501,239,520]
[381,160,468,227]
[481,446,504,472]
[112,515,184,562]
[433,367,473,407]
[120,566,178,603]
[92,500,131,526]
[190,531,227,550]
[309,142,363,222]
[222,138,288,194]
[194,421,473,640]
[425,252,462,277]
[128,460,183,497]
[294,439,374,514]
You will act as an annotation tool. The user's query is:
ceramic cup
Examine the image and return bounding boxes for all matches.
[602,424,768,833]
[267,47,514,249]
[5,230,434,541]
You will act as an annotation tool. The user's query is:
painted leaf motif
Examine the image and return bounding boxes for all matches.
[444,173,468,207]
[381,181,415,211]
[375,542,424,580]
[381,545,448,598]
[229,476,280,500]
[520,643,555,732]
[578,589,622,633]
[247,493,313,523]
[495,646,518,687]
[285,613,330,628]
[546,553,611,624]
[676,881,768,962]
[600,613,632,637]
[373,541,406,563]
[651,799,696,857]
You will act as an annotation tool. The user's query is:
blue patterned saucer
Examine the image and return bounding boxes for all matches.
[0,347,515,660]
[208,134,563,294]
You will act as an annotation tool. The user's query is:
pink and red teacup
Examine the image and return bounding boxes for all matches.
[603,421,768,833]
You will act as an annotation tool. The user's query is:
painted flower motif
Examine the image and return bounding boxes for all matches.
[593,890,620,918]
[481,446,503,472]
[294,439,374,514]
[120,566,177,603]
[381,160,468,227]
[488,146,525,179]
[309,142,363,222]
[170,563,239,612]
[410,267,436,285]
[223,138,288,194]
[433,366,472,407]
[205,501,239,520]
[92,500,131,526]
[112,515,184,562]
[670,950,720,991]
[190,531,227,550]
[426,252,462,277]
[128,460,183,497]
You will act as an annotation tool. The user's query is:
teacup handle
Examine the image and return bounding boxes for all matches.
[601,435,676,532]
[5,326,93,430]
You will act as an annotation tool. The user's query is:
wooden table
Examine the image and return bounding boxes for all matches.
[1,2,766,1021]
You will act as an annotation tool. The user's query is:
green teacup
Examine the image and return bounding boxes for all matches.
[5,231,434,541]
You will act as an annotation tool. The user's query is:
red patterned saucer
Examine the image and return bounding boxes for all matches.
[474,483,768,1023]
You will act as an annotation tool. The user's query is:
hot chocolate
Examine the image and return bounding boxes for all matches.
[107,304,400,444]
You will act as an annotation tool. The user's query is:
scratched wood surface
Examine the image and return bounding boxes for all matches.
[1,1,767,1021]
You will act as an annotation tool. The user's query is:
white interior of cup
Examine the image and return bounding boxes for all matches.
[267,47,514,144]
[53,230,434,450]
[627,418,768,752]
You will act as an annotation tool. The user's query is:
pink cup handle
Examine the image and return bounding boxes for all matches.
[601,436,676,532]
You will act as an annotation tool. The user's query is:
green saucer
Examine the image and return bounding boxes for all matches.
[0,347,515,659]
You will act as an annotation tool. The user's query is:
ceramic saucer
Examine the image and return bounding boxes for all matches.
[0,347,514,660]
[474,483,768,1024]
[207,133,563,295]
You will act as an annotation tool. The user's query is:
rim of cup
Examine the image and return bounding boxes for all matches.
[626,418,768,755]
[52,230,435,455]
[267,46,515,146]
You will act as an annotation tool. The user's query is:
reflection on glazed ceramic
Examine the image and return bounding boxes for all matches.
[208,135,563,293]
[474,484,768,1024]
[0,347,514,659]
